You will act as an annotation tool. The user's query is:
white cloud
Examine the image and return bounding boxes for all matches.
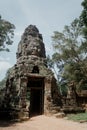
[0,56,10,62]
[0,61,12,72]
[0,61,12,81]
[46,45,53,55]
[14,31,22,37]
[0,56,5,61]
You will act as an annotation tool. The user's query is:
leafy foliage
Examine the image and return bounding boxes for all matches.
[80,0,87,34]
[0,68,12,90]
[67,112,87,122]
[0,15,15,52]
[51,18,87,92]
[0,78,6,90]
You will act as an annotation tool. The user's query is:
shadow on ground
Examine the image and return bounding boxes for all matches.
[0,120,16,127]
[0,113,16,127]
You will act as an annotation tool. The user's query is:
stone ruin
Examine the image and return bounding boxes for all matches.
[0,25,86,121]
[61,82,85,113]
[3,25,62,120]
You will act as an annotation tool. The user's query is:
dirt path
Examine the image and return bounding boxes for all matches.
[0,115,87,130]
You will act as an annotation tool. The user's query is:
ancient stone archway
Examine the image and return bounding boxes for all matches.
[27,77,44,117]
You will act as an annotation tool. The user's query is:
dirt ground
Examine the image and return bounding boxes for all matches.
[0,115,87,130]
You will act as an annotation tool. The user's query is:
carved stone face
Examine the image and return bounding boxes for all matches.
[17,25,46,58]
[26,40,41,56]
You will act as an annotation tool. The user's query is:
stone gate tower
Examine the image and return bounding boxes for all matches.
[5,25,61,120]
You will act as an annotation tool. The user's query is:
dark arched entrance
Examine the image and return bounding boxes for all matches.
[27,76,44,117]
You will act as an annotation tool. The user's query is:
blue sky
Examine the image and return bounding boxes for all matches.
[0,0,83,81]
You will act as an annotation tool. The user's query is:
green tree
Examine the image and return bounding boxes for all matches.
[0,67,12,90]
[0,78,6,89]
[0,15,15,52]
[51,18,87,91]
[80,0,87,39]
[79,0,87,54]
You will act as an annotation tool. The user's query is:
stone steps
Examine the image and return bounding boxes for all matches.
[61,106,85,113]
[54,112,65,118]
[49,103,61,114]
[50,106,60,111]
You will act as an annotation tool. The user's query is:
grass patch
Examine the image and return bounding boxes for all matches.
[67,112,87,122]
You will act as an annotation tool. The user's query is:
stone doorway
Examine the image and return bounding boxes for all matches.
[27,77,44,117]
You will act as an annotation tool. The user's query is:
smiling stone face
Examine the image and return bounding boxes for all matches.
[27,40,41,56]
[26,37,45,57]
[17,25,46,58]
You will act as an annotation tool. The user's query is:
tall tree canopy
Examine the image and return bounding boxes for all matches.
[51,18,87,92]
[49,0,87,93]
[0,15,15,52]
[80,0,87,38]
[79,0,87,53]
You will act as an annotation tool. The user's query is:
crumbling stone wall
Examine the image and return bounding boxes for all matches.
[62,82,85,113]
